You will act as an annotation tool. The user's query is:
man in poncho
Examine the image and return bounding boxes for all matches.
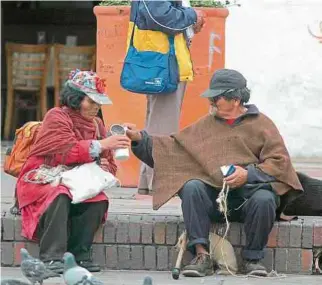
[126,69,303,277]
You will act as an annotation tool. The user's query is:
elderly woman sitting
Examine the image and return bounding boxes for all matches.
[16,70,131,274]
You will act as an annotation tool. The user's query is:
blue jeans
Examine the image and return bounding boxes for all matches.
[178,179,277,260]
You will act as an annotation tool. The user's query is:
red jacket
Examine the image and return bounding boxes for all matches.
[16,108,117,240]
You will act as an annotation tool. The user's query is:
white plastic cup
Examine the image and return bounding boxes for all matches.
[115,147,130,161]
[110,124,130,161]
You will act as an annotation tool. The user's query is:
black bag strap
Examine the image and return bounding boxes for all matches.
[129,1,140,47]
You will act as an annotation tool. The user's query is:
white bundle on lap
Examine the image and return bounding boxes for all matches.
[60,161,120,204]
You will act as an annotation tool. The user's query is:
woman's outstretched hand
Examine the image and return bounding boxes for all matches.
[99,135,131,151]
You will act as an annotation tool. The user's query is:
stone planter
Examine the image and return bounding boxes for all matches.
[94,6,229,186]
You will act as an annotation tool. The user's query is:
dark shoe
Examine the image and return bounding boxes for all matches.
[44,260,64,275]
[182,253,214,277]
[241,260,268,276]
[78,260,101,272]
[43,269,61,279]
[137,188,151,195]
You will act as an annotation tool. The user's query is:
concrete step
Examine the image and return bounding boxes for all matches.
[1,210,322,275]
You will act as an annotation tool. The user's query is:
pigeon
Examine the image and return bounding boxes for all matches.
[143,276,153,285]
[1,280,30,285]
[20,248,59,285]
[62,252,103,285]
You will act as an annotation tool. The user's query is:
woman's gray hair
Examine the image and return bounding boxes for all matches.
[60,84,87,110]
[224,87,251,104]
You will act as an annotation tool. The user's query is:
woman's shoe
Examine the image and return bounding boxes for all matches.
[44,260,64,274]
[78,260,101,272]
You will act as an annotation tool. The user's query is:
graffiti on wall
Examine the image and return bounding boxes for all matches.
[308,21,322,43]
[208,32,222,72]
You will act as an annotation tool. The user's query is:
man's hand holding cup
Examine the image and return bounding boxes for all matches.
[124,123,142,142]
[108,124,132,161]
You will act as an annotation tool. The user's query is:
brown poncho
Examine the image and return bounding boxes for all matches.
[152,113,303,210]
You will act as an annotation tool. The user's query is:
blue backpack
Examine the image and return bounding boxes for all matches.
[120,6,179,95]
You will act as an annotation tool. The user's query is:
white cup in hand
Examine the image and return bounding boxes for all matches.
[110,124,130,161]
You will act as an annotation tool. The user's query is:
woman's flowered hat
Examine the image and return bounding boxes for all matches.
[66,69,112,105]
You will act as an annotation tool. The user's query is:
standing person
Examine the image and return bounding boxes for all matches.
[127,0,205,194]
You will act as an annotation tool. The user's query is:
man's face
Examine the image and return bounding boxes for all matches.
[209,96,240,119]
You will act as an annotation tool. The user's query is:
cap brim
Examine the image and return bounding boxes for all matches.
[200,88,230,98]
[67,81,113,105]
[87,93,113,105]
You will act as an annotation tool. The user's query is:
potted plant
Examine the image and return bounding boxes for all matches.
[99,0,238,7]
[94,1,231,186]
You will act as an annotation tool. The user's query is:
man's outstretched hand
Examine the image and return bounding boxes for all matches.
[124,123,142,141]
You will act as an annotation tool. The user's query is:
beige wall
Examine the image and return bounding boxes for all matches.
[225,0,322,157]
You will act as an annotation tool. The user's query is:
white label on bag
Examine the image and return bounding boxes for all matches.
[145,78,163,86]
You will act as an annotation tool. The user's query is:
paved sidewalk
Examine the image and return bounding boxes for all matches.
[1,268,322,285]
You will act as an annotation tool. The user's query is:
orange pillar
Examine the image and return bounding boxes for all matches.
[94,6,229,187]
[180,8,228,128]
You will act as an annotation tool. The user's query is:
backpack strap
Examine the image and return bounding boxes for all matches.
[93,118,104,165]
[93,118,102,140]
[22,122,42,138]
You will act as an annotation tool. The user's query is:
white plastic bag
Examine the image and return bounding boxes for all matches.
[61,161,120,204]
[209,232,238,275]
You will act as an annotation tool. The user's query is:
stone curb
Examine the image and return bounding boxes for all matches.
[1,213,321,274]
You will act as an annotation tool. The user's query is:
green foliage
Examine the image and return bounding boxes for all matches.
[99,0,233,7]
[190,1,227,7]
[99,0,130,6]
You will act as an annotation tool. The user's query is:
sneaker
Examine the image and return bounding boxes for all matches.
[241,260,268,276]
[44,260,64,275]
[182,253,214,277]
[78,260,101,272]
